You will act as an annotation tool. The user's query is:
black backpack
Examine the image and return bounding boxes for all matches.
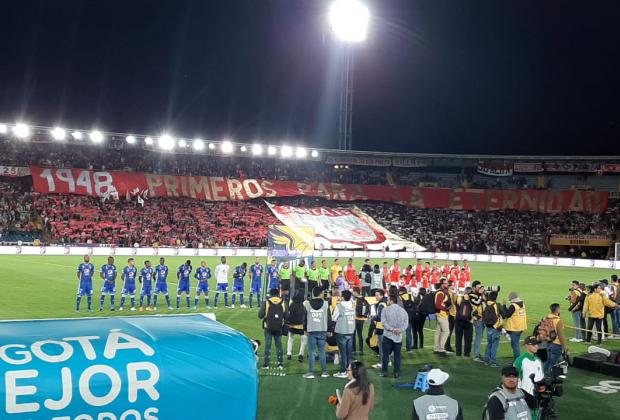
[420,291,437,315]
[456,298,473,322]
[265,300,284,334]
[402,296,417,321]
[482,303,499,327]
[286,302,304,325]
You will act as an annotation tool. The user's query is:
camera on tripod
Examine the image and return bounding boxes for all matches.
[531,362,567,420]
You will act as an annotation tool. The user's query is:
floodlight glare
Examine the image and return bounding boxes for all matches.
[144,136,154,145]
[295,147,308,159]
[158,134,175,150]
[125,135,136,144]
[178,139,187,148]
[252,144,263,155]
[13,123,31,139]
[193,139,205,151]
[0,123,7,134]
[267,146,277,156]
[221,141,234,154]
[208,143,216,150]
[51,127,66,141]
[89,130,104,143]
[240,145,247,152]
[311,150,319,158]
[329,0,370,43]
[281,145,293,158]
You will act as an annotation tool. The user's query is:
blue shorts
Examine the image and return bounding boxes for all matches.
[77,282,93,297]
[251,279,261,293]
[216,283,228,292]
[268,281,280,291]
[101,283,116,294]
[154,282,168,294]
[178,281,190,294]
[196,282,209,294]
[122,284,136,295]
[140,286,152,296]
[233,280,244,293]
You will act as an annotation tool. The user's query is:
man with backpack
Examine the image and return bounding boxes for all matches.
[399,287,417,352]
[542,303,568,374]
[258,288,285,369]
[502,292,527,360]
[352,287,371,356]
[483,291,503,368]
[453,286,474,357]
[568,280,586,342]
[285,292,307,362]
[303,286,332,379]
[483,366,536,420]
[359,259,373,297]
[433,280,451,357]
[333,290,356,378]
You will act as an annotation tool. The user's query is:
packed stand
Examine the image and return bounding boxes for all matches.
[0,181,43,243]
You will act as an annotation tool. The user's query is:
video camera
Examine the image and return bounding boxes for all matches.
[485,285,501,293]
[531,362,567,420]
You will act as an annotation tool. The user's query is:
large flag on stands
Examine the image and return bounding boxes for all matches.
[265,202,423,251]
[268,225,315,258]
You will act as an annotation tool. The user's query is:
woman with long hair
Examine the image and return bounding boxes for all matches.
[336,361,375,420]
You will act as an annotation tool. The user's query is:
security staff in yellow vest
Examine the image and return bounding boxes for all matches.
[544,303,569,374]
[502,291,527,360]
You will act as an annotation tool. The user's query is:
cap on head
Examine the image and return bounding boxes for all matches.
[427,369,449,386]
[523,336,540,346]
[501,366,519,377]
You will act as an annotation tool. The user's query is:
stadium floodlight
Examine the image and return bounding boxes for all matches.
[0,123,7,134]
[13,123,31,139]
[125,135,137,144]
[252,144,263,155]
[51,127,66,141]
[221,140,234,154]
[311,150,319,158]
[89,130,104,143]
[144,136,154,145]
[158,134,175,150]
[329,0,370,43]
[193,139,205,151]
[295,147,308,159]
[240,145,247,152]
[178,139,187,148]
[72,131,83,140]
[281,145,293,158]
[208,142,216,150]
[267,145,277,156]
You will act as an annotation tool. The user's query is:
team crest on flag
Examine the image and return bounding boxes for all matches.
[268,225,315,258]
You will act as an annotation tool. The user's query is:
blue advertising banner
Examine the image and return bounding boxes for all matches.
[0,314,258,420]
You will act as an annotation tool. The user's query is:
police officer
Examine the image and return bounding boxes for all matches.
[412,369,463,420]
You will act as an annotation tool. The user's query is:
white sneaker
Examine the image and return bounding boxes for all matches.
[333,372,348,378]
[118,307,124,311]
[321,372,330,378]
[303,373,315,379]
[168,306,173,310]
[569,338,582,342]
[231,304,235,309]
[240,304,247,308]
[130,307,136,311]
[152,307,157,311]
[373,363,382,369]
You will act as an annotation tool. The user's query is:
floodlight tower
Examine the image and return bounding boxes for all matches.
[329,0,370,151]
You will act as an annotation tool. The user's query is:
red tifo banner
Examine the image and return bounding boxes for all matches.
[29,166,609,214]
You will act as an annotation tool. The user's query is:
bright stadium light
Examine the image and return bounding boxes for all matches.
[51,127,66,141]
[208,142,216,150]
[281,145,293,158]
[252,144,263,155]
[72,131,83,140]
[125,135,136,144]
[221,141,234,154]
[311,150,319,158]
[144,136,154,145]
[89,130,104,143]
[295,147,308,159]
[178,139,187,148]
[0,123,7,134]
[267,145,277,156]
[158,134,175,150]
[240,145,247,152]
[329,0,370,43]
[193,139,205,151]
[13,123,31,139]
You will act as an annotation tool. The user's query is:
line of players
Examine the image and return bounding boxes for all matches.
[75,255,268,312]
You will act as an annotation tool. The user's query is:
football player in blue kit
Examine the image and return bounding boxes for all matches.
[119,258,138,311]
[248,257,264,308]
[76,255,95,312]
[99,256,117,311]
[267,259,280,292]
[231,262,247,308]
[139,260,154,311]
[193,260,212,309]
[176,260,193,309]
[153,257,172,310]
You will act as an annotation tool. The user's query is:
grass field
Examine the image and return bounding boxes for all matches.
[1,255,618,419]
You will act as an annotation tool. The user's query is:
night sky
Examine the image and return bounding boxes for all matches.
[1,0,620,156]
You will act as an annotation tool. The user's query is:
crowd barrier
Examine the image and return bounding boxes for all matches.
[0,245,617,269]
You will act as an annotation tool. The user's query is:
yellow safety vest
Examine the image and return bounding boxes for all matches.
[505,303,527,332]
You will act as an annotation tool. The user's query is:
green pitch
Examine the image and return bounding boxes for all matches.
[0,255,618,419]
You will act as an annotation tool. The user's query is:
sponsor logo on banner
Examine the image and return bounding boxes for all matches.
[601,163,620,173]
[519,256,524,263]
[536,257,540,265]
[477,163,513,177]
[590,260,595,267]
[391,157,428,168]
[64,246,71,255]
[131,248,137,255]
[513,162,544,173]
[153,248,159,255]
[110,246,116,255]
[173,248,179,256]
[609,260,616,268]
[231,249,237,256]
[571,259,576,266]
[549,234,612,247]
[553,258,558,265]
[503,256,508,262]
[325,155,392,167]
[0,166,30,177]
[545,162,599,173]
[39,246,46,254]
[194,249,199,256]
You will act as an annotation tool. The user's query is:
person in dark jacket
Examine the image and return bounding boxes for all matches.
[352,287,371,355]
[285,292,308,362]
[258,288,285,369]
[412,288,426,349]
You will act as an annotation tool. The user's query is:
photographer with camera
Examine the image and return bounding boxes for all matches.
[502,292,527,360]
[483,366,536,420]
[583,283,617,345]
[541,303,568,374]
[567,281,586,342]
[483,291,503,368]
[471,281,487,363]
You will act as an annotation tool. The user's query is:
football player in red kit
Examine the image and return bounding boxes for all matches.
[345,258,358,287]
[389,259,401,287]
[415,260,424,286]
[442,260,451,277]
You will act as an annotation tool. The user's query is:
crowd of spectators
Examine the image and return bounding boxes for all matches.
[0,181,42,243]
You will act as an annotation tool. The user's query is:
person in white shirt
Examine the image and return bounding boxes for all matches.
[513,336,544,396]
[213,256,231,308]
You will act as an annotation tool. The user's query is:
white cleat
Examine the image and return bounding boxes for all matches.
[231,304,235,309]
[168,306,173,310]
[118,307,124,311]
[130,307,136,311]
[240,304,247,308]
